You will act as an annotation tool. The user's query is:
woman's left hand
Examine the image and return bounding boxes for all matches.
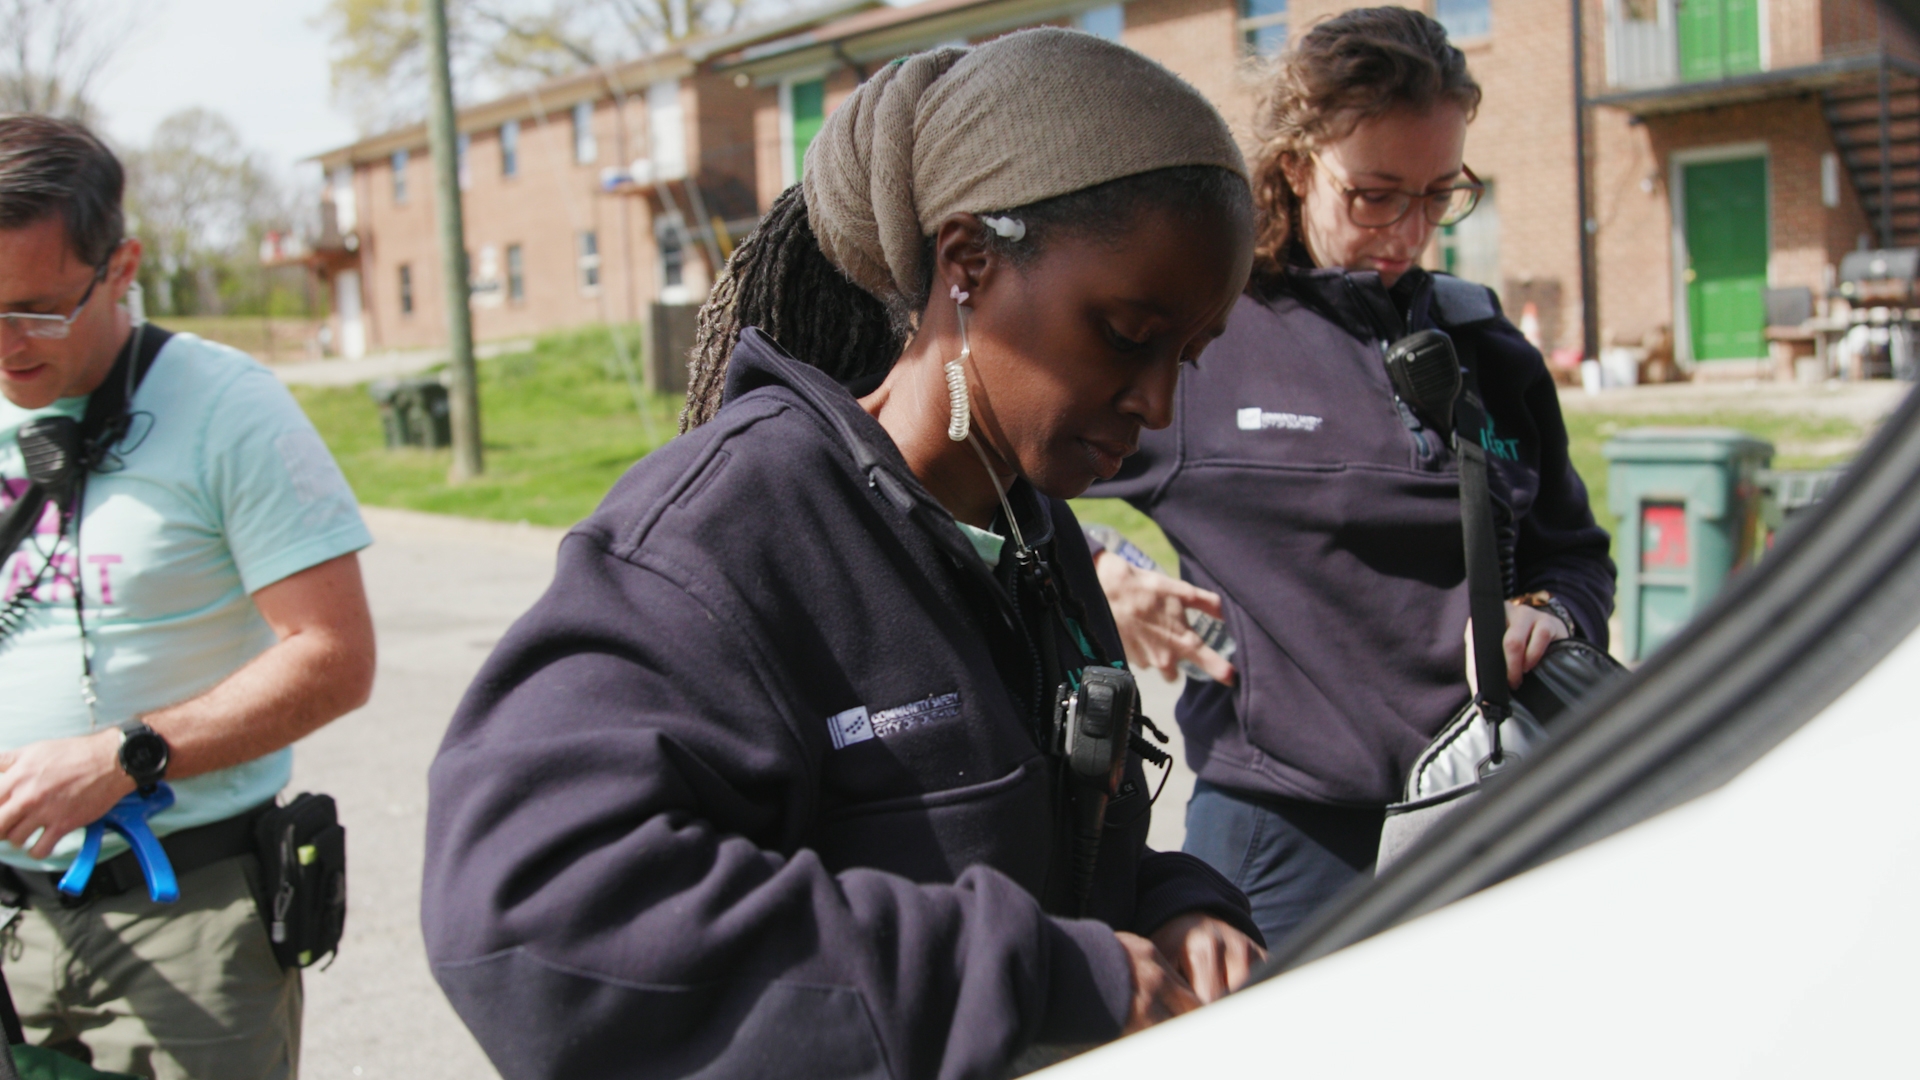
[1465,603,1571,692]
[1148,912,1267,1003]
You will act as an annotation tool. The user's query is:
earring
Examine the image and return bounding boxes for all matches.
[946,284,971,442]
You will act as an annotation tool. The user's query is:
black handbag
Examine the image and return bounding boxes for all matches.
[1375,330,1627,869]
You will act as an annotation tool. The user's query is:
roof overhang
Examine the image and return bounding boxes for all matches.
[714,0,1116,82]
[1590,52,1920,117]
[306,0,879,170]
[309,54,695,170]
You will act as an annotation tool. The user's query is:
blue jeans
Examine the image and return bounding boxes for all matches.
[1181,781,1385,949]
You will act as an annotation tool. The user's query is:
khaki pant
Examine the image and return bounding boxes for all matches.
[4,854,301,1080]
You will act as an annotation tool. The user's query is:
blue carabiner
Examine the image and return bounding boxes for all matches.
[57,783,178,903]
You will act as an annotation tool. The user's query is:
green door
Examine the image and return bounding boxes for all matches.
[1678,0,1761,82]
[1684,156,1769,362]
[790,79,826,182]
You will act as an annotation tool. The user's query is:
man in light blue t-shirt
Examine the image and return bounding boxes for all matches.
[0,116,374,1078]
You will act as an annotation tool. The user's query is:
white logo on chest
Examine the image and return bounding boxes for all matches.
[1237,406,1324,432]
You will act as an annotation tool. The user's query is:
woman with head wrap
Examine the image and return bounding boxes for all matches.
[424,29,1262,1079]
[1089,8,1614,947]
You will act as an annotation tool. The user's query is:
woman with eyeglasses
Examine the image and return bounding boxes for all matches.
[1089,6,1614,948]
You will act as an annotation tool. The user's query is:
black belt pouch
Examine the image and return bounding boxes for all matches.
[254,793,346,969]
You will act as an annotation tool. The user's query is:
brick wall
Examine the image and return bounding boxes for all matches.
[1124,0,1261,145]
[348,94,661,352]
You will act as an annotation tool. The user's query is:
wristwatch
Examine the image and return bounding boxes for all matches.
[116,720,170,795]
[1513,591,1580,640]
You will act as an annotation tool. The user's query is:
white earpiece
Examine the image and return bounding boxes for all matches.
[947,285,971,442]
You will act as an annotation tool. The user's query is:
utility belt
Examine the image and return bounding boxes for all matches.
[0,792,346,970]
[0,802,269,909]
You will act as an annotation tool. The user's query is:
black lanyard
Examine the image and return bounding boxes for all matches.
[0,325,167,711]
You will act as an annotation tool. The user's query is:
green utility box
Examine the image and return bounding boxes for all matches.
[370,378,452,450]
[1604,428,1773,662]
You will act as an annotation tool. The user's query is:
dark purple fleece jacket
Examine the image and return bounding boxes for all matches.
[1094,269,1615,807]
[422,329,1256,1080]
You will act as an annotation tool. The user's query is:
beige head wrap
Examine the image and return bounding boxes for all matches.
[801,27,1247,310]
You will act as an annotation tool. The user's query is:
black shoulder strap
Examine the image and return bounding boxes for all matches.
[0,325,170,563]
[79,323,171,465]
[1450,334,1513,737]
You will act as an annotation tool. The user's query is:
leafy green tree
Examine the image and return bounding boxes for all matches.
[125,109,303,317]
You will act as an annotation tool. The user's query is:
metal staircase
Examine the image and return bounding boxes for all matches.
[1824,71,1920,250]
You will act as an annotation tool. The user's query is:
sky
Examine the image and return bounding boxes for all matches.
[84,0,924,185]
[90,0,358,183]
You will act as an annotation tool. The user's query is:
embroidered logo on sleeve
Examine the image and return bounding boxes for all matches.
[826,705,875,749]
[1237,406,1323,432]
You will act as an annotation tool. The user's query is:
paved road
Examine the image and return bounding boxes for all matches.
[293,506,1198,1078]
[292,509,560,1080]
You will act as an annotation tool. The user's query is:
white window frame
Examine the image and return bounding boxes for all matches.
[501,120,521,178]
[391,149,409,204]
[1669,141,1772,367]
[579,230,601,293]
[648,79,687,183]
[1075,3,1125,41]
[573,100,598,165]
[778,67,835,190]
[1434,0,1491,42]
[1238,0,1288,56]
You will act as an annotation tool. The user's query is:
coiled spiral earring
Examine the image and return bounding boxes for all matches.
[946,284,972,442]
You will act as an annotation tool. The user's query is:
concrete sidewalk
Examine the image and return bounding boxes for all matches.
[270,339,536,389]
[292,505,1196,1077]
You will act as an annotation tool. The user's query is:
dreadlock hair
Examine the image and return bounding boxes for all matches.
[681,164,1252,432]
[681,184,902,432]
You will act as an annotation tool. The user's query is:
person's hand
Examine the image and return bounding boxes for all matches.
[1093,550,1235,684]
[0,730,133,859]
[1115,930,1202,1034]
[1465,604,1571,692]
[1148,912,1267,1003]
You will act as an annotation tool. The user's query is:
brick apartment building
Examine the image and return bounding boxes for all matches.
[302,0,1920,378]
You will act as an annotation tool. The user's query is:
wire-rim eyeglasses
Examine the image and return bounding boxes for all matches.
[0,256,116,341]
[1316,158,1485,230]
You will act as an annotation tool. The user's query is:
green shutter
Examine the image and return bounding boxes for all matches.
[791,79,826,182]
[1684,157,1769,361]
[1679,0,1761,82]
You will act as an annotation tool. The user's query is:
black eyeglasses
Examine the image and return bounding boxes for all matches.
[0,257,114,341]
[1315,159,1485,229]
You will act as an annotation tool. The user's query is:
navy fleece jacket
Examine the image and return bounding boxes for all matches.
[1094,269,1615,807]
[423,330,1256,1080]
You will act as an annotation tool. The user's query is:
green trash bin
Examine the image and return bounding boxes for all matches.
[1604,428,1774,662]
[368,378,452,450]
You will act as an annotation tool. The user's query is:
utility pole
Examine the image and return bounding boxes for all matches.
[1572,0,1600,367]
[426,0,483,480]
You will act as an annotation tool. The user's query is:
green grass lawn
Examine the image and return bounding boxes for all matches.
[292,325,681,527]
[292,326,1869,564]
[1563,410,1864,548]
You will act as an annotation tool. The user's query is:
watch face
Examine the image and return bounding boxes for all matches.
[121,732,168,779]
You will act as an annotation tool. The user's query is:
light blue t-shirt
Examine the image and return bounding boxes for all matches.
[0,331,371,870]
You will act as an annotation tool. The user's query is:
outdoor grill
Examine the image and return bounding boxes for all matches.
[1832,248,1919,380]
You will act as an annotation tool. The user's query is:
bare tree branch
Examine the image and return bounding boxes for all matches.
[0,0,140,122]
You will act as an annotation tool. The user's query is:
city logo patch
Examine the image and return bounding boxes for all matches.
[826,705,876,750]
[870,692,961,737]
[1237,406,1323,433]
[826,692,963,749]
